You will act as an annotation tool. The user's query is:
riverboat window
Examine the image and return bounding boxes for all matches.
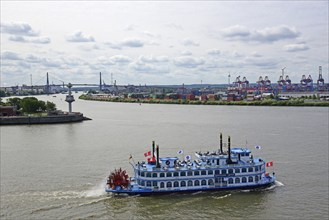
[153,181,157,187]
[228,178,233,184]
[242,168,247,173]
[174,181,179,187]
[160,173,165,177]
[217,159,219,165]
[255,166,259,172]
[228,169,233,174]
[141,172,145,177]
[201,170,207,175]
[146,172,151,177]
[188,180,193,186]
[215,170,220,175]
[235,168,240,173]
[248,167,253,172]
[235,178,240,184]
[208,170,213,175]
[167,172,172,177]
[167,182,172,188]
[242,177,247,183]
[181,171,186,176]
[174,172,179,177]
[138,171,140,176]
[195,171,200,175]
[208,179,214,185]
[152,173,157,178]
[187,171,193,176]
[181,181,186,187]
[141,181,145,186]
[255,176,259,182]
[248,176,253,182]
[222,169,227,174]
[195,180,200,186]
[201,180,207,186]
[147,181,151,187]
[160,182,165,188]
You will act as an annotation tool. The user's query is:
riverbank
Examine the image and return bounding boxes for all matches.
[79,94,329,107]
[0,112,91,125]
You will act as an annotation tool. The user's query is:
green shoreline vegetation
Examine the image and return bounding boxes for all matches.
[79,94,329,107]
[0,97,57,116]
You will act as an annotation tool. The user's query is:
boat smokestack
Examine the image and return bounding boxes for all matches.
[220,133,223,154]
[227,136,232,164]
[152,141,155,158]
[156,145,160,168]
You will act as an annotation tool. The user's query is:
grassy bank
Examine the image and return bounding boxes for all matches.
[79,95,329,107]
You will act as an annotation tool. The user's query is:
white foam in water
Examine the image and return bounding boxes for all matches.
[83,180,107,197]
[275,180,285,187]
[212,193,231,199]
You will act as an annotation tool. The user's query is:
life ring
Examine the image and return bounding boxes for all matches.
[166,160,170,165]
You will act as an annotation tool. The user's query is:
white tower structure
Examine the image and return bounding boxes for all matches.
[65,83,75,113]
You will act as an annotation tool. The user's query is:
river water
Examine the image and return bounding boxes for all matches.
[1,93,328,219]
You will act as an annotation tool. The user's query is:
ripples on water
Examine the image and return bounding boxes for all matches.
[1,95,328,219]
[1,179,283,220]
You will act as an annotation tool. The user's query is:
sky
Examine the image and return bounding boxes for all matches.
[1,0,328,86]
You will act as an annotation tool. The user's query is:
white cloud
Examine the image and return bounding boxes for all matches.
[121,38,144,47]
[284,43,309,52]
[221,25,300,43]
[173,56,205,68]
[207,49,221,56]
[181,50,192,56]
[181,38,199,46]
[221,25,250,38]
[139,55,169,63]
[1,22,39,36]
[66,31,95,42]
[106,38,144,50]
[1,51,22,60]
[109,55,132,63]
[9,35,50,44]
[0,1,327,85]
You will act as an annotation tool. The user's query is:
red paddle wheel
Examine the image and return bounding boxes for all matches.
[107,168,130,189]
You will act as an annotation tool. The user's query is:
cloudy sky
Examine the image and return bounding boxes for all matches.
[1,1,328,86]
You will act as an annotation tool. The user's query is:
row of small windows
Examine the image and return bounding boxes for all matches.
[138,176,261,188]
[139,166,262,177]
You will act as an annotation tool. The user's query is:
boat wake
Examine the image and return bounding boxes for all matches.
[31,204,65,214]
[212,193,231,199]
[275,180,285,187]
[78,197,109,207]
[82,181,107,198]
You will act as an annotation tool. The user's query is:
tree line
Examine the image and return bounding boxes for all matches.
[1,97,57,114]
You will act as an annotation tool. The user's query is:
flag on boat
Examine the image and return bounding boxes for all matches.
[266,161,273,167]
[177,150,183,154]
[144,151,151,157]
[255,145,262,150]
[147,157,156,163]
[185,155,191,160]
[129,154,133,160]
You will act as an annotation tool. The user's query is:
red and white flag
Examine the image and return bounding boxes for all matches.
[144,151,151,157]
[266,161,274,167]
